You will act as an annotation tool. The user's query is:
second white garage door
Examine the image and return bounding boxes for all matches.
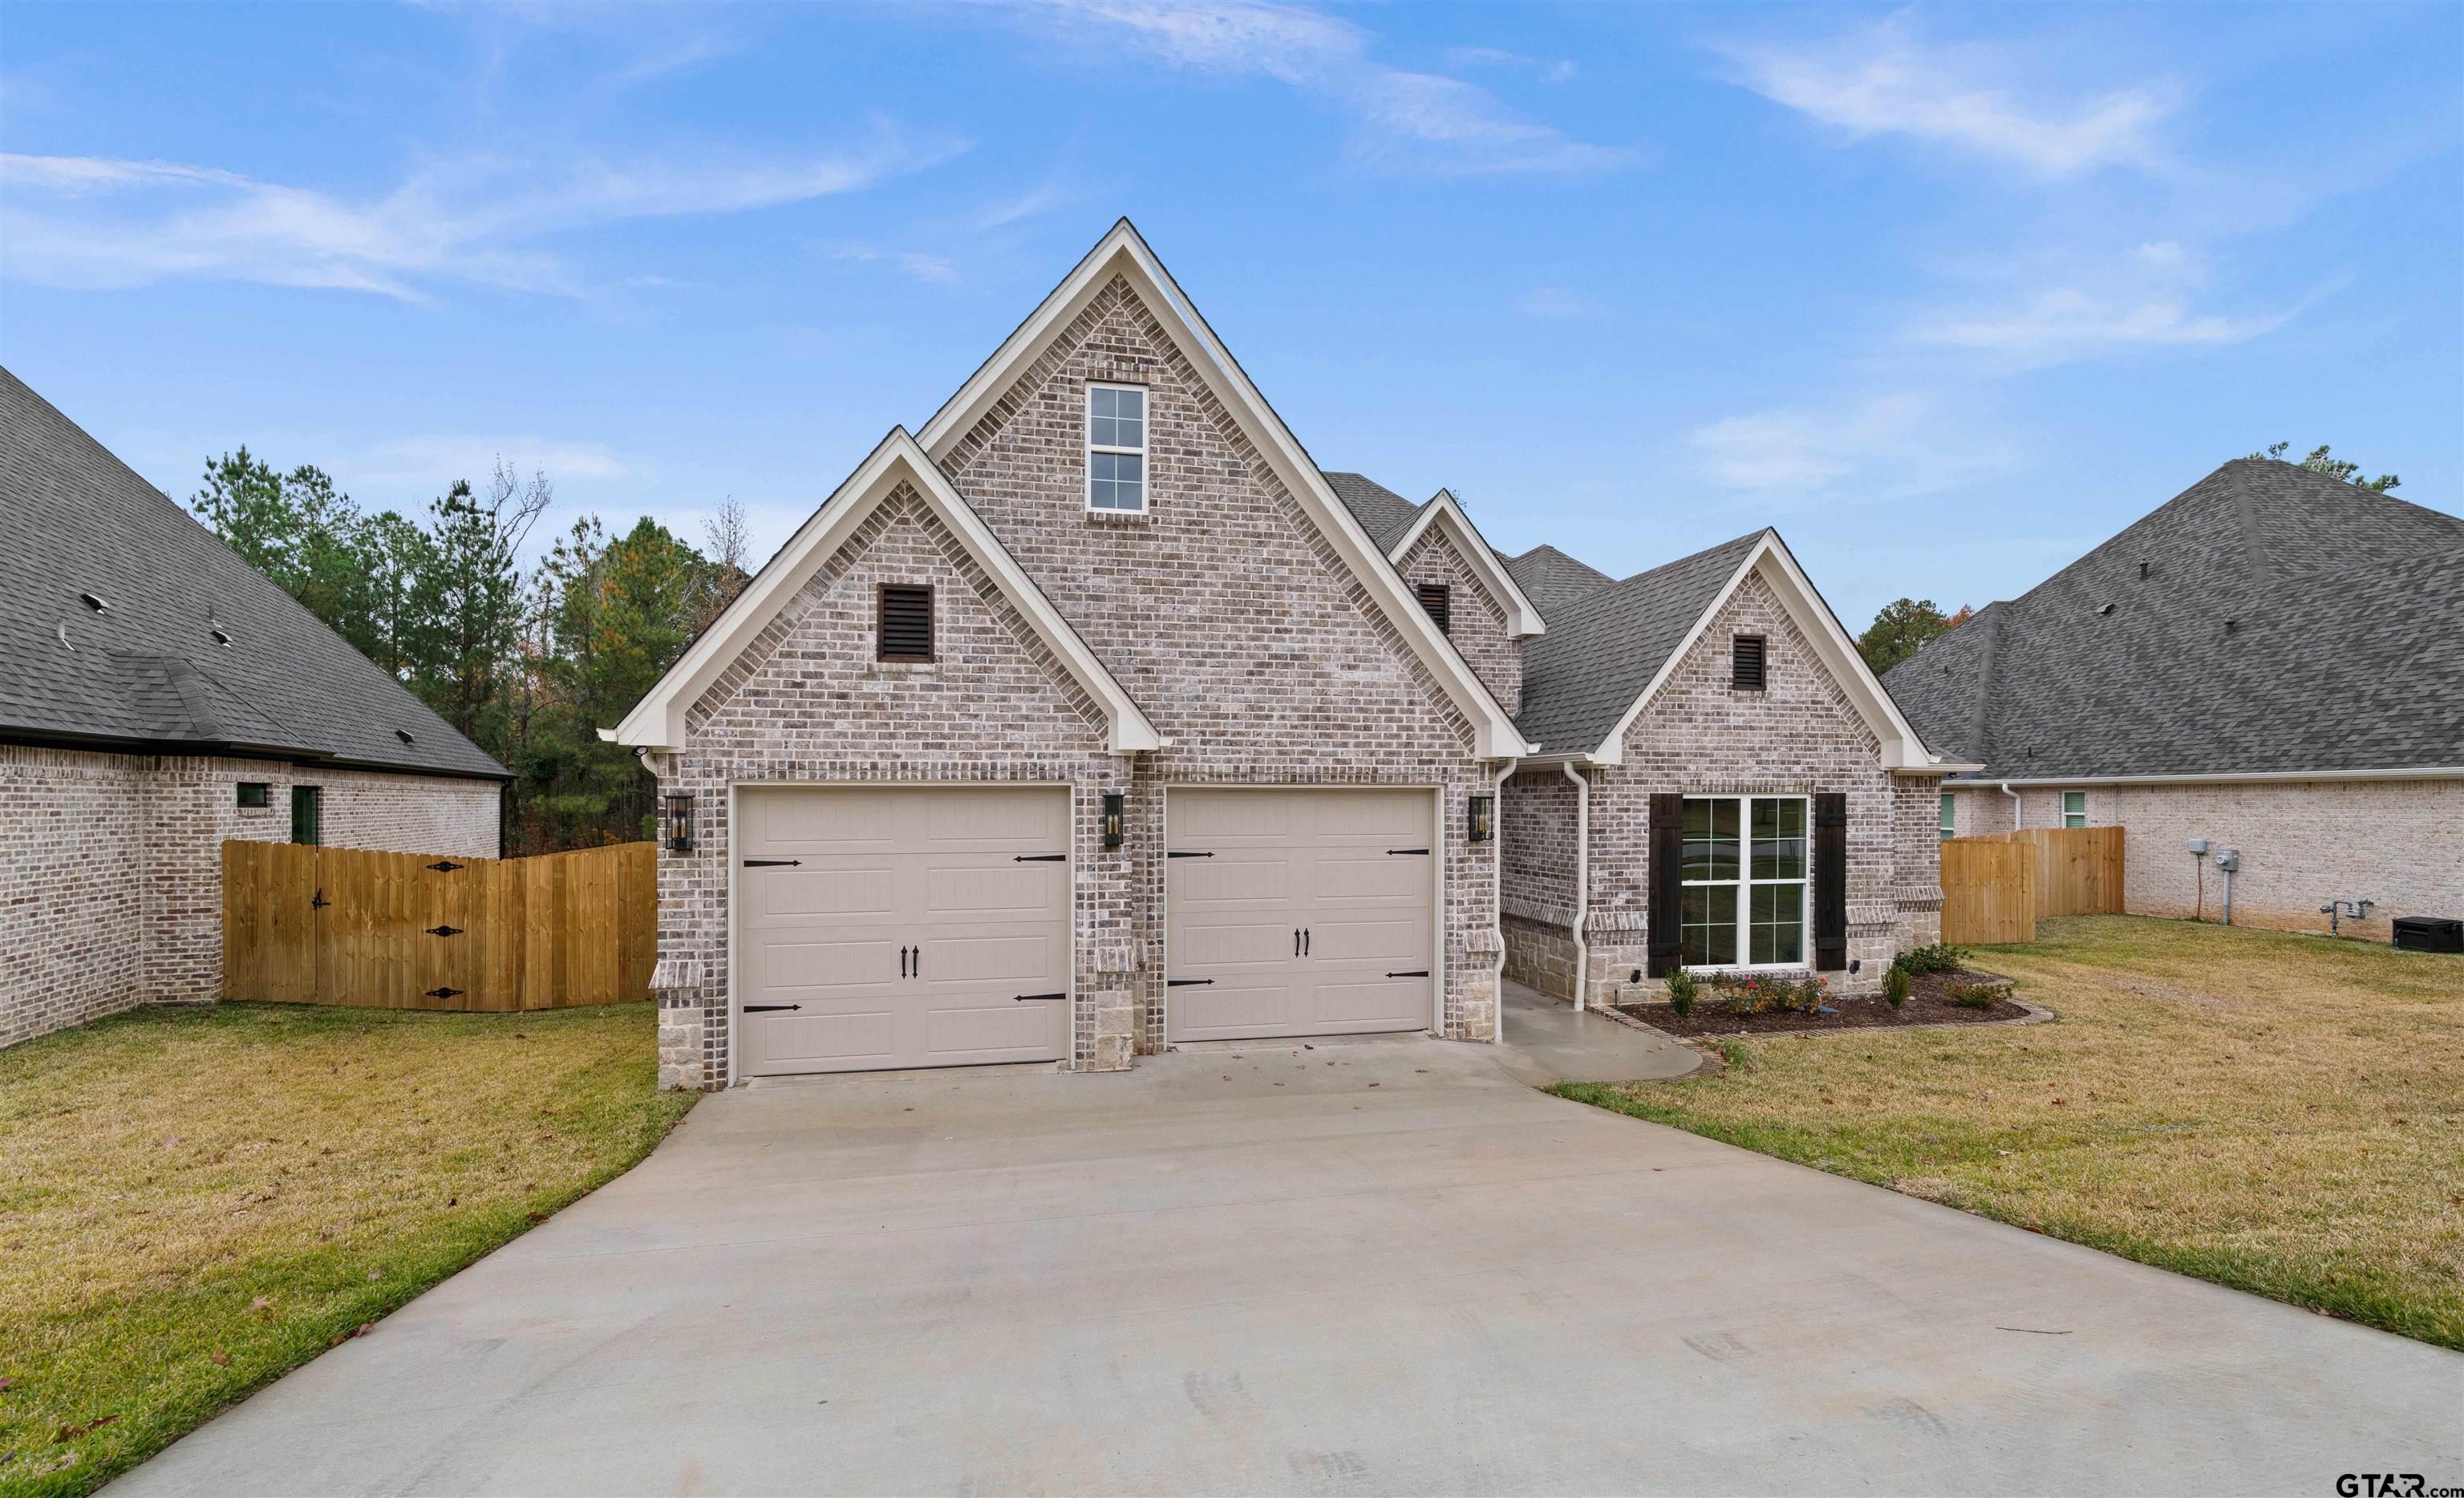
[1165,787,1437,1043]
[736,786,1072,1077]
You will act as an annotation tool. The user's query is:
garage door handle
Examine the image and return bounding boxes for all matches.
[1167,978,1214,987]
[912,946,921,978]
[744,858,800,868]
[1295,928,1301,957]
[1304,927,1311,956]
[1386,970,1429,978]
[1386,848,1429,856]
[744,1004,800,1013]
[1012,992,1067,1002]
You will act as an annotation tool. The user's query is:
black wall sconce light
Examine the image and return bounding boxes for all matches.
[1467,794,1494,844]
[661,792,695,854]
[1101,792,1125,848]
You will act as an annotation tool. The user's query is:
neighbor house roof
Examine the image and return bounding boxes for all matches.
[0,366,509,779]
[1883,459,2464,782]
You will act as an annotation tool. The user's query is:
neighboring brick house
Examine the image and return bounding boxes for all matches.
[1,368,506,1050]
[614,221,1961,1089]
[1887,459,2464,943]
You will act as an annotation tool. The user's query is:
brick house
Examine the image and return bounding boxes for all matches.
[1,368,505,1050]
[1886,459,2464,943]
[614,221,1964,1089]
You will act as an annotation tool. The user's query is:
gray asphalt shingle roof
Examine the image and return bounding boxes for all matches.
[1502,545,1614,617]
[1883,459,2464,780]
[1320,471,1429,553]
[1514,532,1766,755]
[0,366,509,779]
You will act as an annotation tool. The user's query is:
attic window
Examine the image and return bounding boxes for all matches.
[1732,634,1767,690]
[1416,583,1452,635]
[79,592,110,613]
[877,584,934,662]
[1086,384,1147,513]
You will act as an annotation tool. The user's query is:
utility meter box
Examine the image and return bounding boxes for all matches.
[2215,848,2241,872]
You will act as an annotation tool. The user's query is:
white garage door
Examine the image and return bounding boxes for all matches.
[736,786,1071,1077]
[1165,787,1437,1043]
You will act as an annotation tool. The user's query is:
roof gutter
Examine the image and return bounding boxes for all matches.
[1950,766,2464,788]
[0,726,514,783]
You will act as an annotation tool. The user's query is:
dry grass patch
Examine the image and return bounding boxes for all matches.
[0,1000,693,1496]
[1558,917,2464,1348]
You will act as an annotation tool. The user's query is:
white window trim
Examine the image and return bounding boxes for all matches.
[1679,794,1812,973]
[1084,381,1149,514]
[2062,790,2088,828]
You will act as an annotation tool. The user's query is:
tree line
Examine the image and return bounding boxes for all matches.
[191,450,749,854]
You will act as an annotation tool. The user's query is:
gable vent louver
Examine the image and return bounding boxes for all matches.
[878,584,934,662]
[1416,582,1451,635]
[1732,634,1767,690]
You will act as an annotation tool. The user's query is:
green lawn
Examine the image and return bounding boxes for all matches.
[1561,917,2464,1349]
[0,1000,693,1496]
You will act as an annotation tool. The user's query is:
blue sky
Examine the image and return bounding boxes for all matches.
[4,1,2458,628]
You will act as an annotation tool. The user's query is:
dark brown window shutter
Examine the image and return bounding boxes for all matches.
[1732,634,1766,690]
[1416,582,1451,635]
[1814,791,1847,970]
[1647,792,1684,978]
[877,584,934,662]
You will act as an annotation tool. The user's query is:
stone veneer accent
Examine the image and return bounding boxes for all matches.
[651,274,1500,1089]
[1502,573,1945,1005]
[2,744,500,1049]
[1392,521,1522,715]
[1945,778,2463,942]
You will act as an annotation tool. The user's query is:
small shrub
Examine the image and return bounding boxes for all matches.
[1882,963,1911,1009]
[1708,971,1828,1015]
[1945,978,2008,1010]
[1899,942,1967,976]
[1665,967,1698,1017]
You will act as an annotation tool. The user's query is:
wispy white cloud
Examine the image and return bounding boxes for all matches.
[0,121,963,300]
[1907,287,2292,361]
[351,434,637,493]
[972,180,1076,232]
[1715,13,2173,178]
[1445,47,1577,84]
[1024,0,1628,176]
[1688,392,2014,500]
[816,239,963,285]
[1514,286,1600,320]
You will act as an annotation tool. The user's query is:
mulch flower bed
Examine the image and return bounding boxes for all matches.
[1618,969,2029,1037]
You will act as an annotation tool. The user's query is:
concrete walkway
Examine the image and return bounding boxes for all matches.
[116,1038,2461,1496]
[1494,977,1700,1084]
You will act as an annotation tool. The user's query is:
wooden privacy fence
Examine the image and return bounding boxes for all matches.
[1940,837,2036,945]
[223,840,656,1012]
[1939,827,2127,945]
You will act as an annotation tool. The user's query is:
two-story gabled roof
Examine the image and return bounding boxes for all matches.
[0,366,509,780]
[1885,459,2464,783]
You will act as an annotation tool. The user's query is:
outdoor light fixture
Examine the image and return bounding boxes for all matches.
[1102,792,1125,848]
[1468,794,1494,844]
[662,792,695,854]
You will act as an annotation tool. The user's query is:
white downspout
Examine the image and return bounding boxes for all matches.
[1562,761,1589,1012]
[2000,779,2022,829]
[1487,755,1518,1043]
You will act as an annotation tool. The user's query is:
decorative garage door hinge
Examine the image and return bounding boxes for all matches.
[1385,970,1429,978]
[1011,992,1067,1002]
[1012,853,1067,862]
[1166,978,1214,987]
[1386,848,1430,856]
[424,986,462,999]
[427,860,464,872]
[1166,849,1213,858]
[426,925,462,937]
[744,1003,801,1013]
[742,858,801,867]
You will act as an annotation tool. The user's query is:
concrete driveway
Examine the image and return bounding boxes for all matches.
[119,1035,2460,1496]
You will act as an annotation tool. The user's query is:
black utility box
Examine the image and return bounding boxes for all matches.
[2393,916,2463,953]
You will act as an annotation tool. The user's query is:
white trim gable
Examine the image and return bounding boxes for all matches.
[1387,489,1546,638]
[916,219,1534,760]
[611,427,1163,755]
[1586,531,1936,771]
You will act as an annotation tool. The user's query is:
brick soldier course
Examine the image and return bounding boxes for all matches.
[618,221,1964,1089]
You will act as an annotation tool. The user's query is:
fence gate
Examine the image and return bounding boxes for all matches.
[1939,838,2037,946]
[222,840,655,1012]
